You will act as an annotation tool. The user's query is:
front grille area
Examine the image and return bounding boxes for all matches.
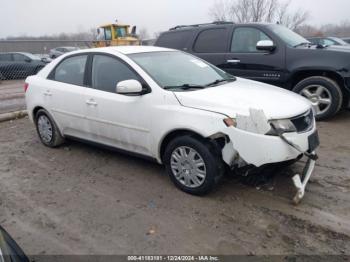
[291,110,314,133]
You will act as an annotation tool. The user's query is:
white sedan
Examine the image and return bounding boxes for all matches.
[25,46,319,203]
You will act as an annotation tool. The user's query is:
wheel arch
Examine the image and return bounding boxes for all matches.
[32,106,45,120]
[289,69,349,108]
[158,129,226,164]
[32,106,64,137]
[289,69,345,92]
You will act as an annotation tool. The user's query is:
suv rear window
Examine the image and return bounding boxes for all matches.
[156,31,193,50]
[193,28,228,53]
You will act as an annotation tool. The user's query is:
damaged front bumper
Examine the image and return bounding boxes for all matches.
[221,117,319,204]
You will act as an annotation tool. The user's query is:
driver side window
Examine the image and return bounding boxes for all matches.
[231,27,271,53]
[91,55,141,93]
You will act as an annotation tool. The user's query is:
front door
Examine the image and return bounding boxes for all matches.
[85,54,153,156]
[223,26,286,87]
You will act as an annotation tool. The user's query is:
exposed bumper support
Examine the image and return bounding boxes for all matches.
[271,124,318,204]
[292,155,316,204]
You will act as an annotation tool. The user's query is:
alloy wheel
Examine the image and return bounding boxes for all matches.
[300,84,332,115]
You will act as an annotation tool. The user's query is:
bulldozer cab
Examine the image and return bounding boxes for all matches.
[94,24,140,48]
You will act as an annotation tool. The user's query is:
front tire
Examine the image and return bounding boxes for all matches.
[163,136,223,196]
[293,76,343,120]
[35,109,65,147]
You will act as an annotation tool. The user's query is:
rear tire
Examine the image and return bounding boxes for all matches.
[163,135,224,196]
[293,76,343,120]
[35,109,65,148]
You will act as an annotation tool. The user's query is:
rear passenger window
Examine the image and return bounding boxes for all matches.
[156,31,193,50]
[51,55,87,86]
[0,54,12,61]
[92,55,140,93]
[13,54,27,62]
[231,27,271,53]
[193,28,228,53]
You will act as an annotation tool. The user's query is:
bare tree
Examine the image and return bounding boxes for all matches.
[275,1,309,30]
[138,28,150,40]
[209,0,309,30]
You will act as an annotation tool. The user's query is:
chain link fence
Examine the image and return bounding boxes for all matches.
[0,39,154,82]
[0,40,92,82]
[0,61,44,81]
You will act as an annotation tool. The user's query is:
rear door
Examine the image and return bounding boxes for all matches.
[223,26,286,86]
[191,27,229,68]
[46,54,89,138]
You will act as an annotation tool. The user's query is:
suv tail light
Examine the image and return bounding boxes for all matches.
[24,83,29,92]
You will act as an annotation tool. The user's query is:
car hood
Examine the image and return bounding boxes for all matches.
[325,45,350,50]
[174,78,311,120]
[305,45,350,52]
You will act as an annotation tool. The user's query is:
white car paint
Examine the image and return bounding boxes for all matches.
[175,77,311,120]
[25,46,317,200]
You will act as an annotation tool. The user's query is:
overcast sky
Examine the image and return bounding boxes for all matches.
[0,0,349,38]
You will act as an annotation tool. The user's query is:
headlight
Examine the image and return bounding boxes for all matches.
[266,119,297,136]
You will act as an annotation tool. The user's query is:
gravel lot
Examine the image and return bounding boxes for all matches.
[0,86,349,256]
[0,80,25,114]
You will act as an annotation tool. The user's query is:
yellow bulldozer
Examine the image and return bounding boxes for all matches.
[93,23,140,47]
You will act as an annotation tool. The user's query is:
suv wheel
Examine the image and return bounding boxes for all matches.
[35,109,65,147]
[163,136,223,195]
[293,76,343,120]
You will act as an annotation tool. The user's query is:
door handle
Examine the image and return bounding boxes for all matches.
[227,59,241,63]
[86,99,97,106]
[43,90,52,96]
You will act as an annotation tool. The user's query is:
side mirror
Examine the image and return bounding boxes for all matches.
[116,79,143,94]
[25,58,32,63]
[256,40,276,52]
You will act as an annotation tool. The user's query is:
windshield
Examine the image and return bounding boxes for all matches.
[115,27,127,37]
[332,37,349,45]
[128,51,234,90]
[23,53,41,60]
[268,24,309,47]
[65,47,79,51]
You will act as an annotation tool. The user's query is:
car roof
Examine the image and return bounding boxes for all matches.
[0,52,32,56]
[165,22,276,32]
[76,46,176,55]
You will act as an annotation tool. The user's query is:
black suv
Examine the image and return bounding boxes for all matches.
[155,22,350,120]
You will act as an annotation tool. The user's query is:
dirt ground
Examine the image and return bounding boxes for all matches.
[0,110,349,256]
[0,80,26,114]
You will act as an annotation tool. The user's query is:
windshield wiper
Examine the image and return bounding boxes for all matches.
[164,84,205,90]
[294,42,311,48]
[205,78,236,87]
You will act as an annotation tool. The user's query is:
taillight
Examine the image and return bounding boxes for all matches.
[24,83,29,92]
